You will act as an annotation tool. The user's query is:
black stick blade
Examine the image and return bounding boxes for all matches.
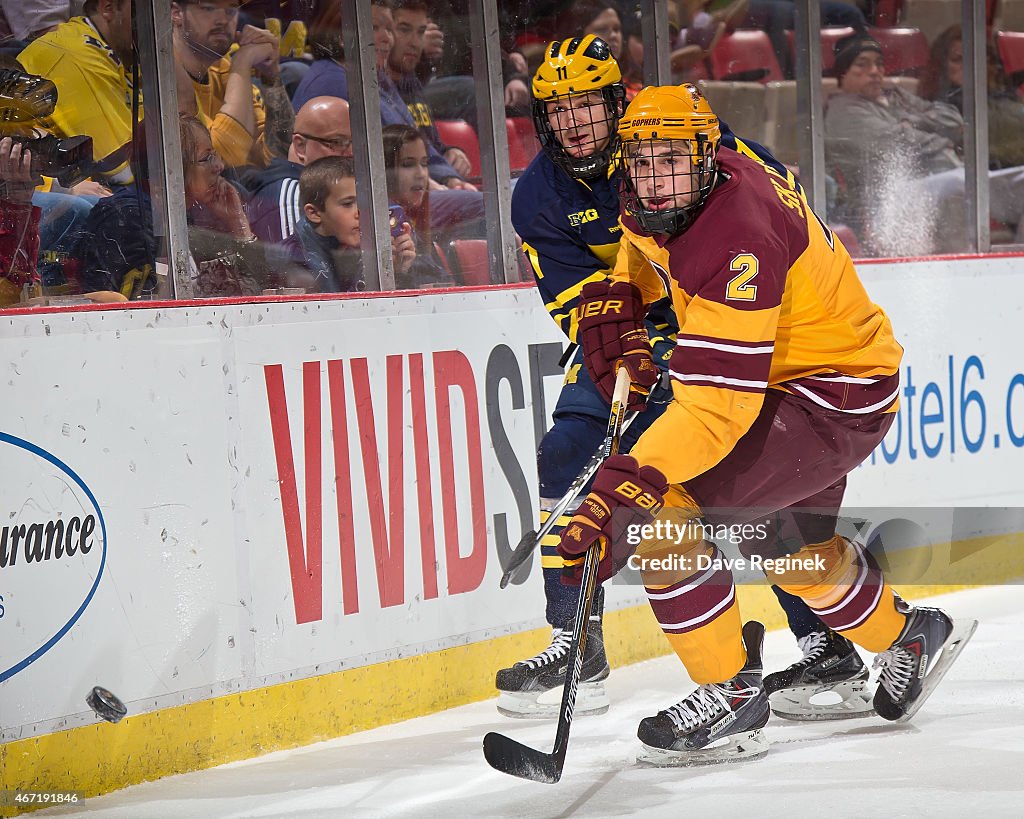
[499,529,539,589]
[482,731,563,783]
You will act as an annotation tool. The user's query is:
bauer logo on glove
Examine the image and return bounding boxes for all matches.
[614,480,663,512]
[557,454,669,585]
[579,297,625,319]
[576,280,659,412]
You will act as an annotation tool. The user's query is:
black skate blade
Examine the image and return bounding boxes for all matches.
[483,731,562,783]
[896,617,978,724]
[499,530,539,589]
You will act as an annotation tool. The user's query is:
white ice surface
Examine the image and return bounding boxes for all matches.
[37,585,1024,819]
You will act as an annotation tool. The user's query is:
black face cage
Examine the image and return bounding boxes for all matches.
[532,83,627,180]
[619,134,717,235]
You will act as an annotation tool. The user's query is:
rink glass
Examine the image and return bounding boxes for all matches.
[0,1,1018,310]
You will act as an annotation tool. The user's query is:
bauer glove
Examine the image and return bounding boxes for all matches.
[557,454,668,585]
[576,280,659,412]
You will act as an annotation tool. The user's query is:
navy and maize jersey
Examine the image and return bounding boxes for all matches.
[511,121,802,345]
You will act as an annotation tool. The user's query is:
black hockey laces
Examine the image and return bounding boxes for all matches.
[873,647,916,701]
[664,681,760,732]
[520,629,573,670]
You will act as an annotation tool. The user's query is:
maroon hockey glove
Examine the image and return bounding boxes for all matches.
[557,454,669,585]
[576,280,659,412]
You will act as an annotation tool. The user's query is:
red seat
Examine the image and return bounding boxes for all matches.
[505,118,534,173]
[868,26,929,77]
[996,31,1024,84]
[435,120,481,178]
[508,116,540,162]
[449,239,492,286]
[711,30,784,83]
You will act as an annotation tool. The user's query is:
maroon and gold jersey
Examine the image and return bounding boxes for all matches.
[615,148,902,485]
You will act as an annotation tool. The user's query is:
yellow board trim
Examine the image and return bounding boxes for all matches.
[0,573,999,814]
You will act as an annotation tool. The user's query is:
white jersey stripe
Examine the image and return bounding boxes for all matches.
[670,371,769,389]
[812,560,868,616]
[655,585,736,632]
[788,382,901,415]
[645,562,717,600]
[677,338,775,355]
[829,581,885,632]
[807,374,882,384]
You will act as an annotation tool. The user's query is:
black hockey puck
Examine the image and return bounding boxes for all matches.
[87,686,127,723]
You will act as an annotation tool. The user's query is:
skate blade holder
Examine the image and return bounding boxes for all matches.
[497,683,610,720]
[636,729,769,767]
[770,679,875,722]
[87,686,127,723]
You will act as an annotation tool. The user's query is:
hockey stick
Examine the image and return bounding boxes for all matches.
[484,368,631,783]
[498,406,637,590]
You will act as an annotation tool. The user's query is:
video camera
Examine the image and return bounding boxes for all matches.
[0,68,94,188]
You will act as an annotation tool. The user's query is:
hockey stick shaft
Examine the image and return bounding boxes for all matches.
[484,368,631,783]
[499,408,637,589]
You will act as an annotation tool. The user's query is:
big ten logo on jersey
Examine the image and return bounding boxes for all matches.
[264,19,308,59]
[568,208,600,227]
[762,164,804,216]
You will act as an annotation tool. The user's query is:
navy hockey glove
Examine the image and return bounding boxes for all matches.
[557,454,668,585]
[576,280,659,412]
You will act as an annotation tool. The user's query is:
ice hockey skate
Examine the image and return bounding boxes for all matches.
[494,614,609,718]
[764,629,874,721]
[873,606,978,723]
[636,621,771,766]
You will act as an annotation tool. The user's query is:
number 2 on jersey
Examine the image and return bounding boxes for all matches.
[726,253,759,301]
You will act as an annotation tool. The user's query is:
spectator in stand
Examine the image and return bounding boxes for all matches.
[919,24,1024,171]
[18,0,137,184]
[825,34,1024,256]
[293,0,484,241]
[416,0,530,126]
[281,155,422,292]
[236,0,313,98]
[389,0,472,180]
[0,136,41,305]
[381,123,447,288]
[1,51,108,290]
[171,0,295,170]
[75,114,272,298]
[246,95,353,244]
[294,0,469,189]
[571,2,623,61]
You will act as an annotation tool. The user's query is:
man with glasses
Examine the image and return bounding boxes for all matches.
[246,95,353,244]
[171,0,294,170]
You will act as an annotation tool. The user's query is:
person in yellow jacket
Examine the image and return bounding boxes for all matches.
[171,0,294,169]
[18,0,136,186]
[557,83,973,766]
